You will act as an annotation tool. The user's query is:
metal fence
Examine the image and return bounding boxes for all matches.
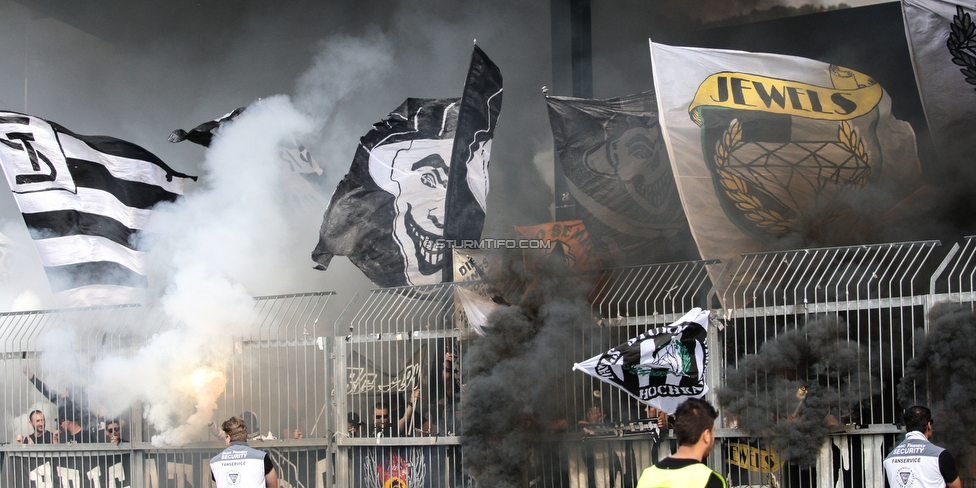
[3,240,976,487]
[0,292,335,488]
[332,284,467,488]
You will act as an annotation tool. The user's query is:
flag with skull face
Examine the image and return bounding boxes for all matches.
[546,92,698,268]
[313,46,502,287]
[312,98,457,287]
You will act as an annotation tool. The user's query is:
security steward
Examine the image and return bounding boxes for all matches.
[210,416,279,488]
[636,398,727,488]
[883,406,961,488]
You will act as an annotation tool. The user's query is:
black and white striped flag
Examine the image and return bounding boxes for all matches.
[0,111,196,307]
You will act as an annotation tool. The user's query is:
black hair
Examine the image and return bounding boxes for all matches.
[673,398,718,446]
[903,405,932,433]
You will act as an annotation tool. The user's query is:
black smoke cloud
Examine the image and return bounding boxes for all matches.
[461,256,593,487]
[898,302,976,464]
[718,315,878,465]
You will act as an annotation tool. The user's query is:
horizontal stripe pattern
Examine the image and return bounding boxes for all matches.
[33,234,147,275]
[58,133,191,195]
[44,261,149,292]
[15,186,154,231]
[24,210,138,248]
[54,284,146,309]
[67,158,181,209]
[0,111,194,306]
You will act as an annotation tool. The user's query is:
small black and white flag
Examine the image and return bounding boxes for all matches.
[0,111,196,307]
[573,307,710,414]
[170,105,328,214]
[313,45,502,287]
[167,107,246,147]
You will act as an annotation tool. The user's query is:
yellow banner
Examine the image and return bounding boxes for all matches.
[727,442,781,473]
[689,65,882,126]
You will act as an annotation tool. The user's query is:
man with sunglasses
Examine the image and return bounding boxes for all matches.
[373,401,402,437]
[100,419,126,444]
[372,389,421,438]
[884,406,960,488]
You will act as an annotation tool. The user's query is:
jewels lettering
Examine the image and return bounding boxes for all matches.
[690,67,883,125]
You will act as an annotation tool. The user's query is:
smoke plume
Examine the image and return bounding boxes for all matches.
[718,315,878,465]
[898,302,976,464]
[28,33,395,446]
[461,257,592,487]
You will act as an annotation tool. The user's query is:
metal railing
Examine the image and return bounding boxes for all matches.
[0,292,335,488]
[3,240,976,487]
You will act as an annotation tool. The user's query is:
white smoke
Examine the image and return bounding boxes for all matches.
[0,221,51,311]
[40,34,397,446]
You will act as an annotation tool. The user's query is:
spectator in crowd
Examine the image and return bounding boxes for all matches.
[577,402,609,435]
[100,418,126,444]
[636,398,726,488]
[373,401,395,437]
[281,428,304,440]
[645,404,676,463]
[372,390,420,437]
[25,367,96,428]
[59,405,98,443]
[210,416,278,488]
[16,410,58,444]
[431,341,462,435]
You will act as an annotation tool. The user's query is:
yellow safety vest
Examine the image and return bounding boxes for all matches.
[636,462,727,488]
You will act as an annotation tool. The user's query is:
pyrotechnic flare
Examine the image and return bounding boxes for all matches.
[791,386,808,419]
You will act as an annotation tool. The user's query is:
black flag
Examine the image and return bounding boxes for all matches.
[313,46,502,287]
[546,92,696,267]
[441,45,503,281]
[167,107,246,147]
[312,98,458,287]
[169,104,329,214]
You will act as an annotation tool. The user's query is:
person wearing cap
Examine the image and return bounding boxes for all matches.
[636,398,727,488]
[58,405,97,443]
[210,416,278,488]
[883,406,961,488]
